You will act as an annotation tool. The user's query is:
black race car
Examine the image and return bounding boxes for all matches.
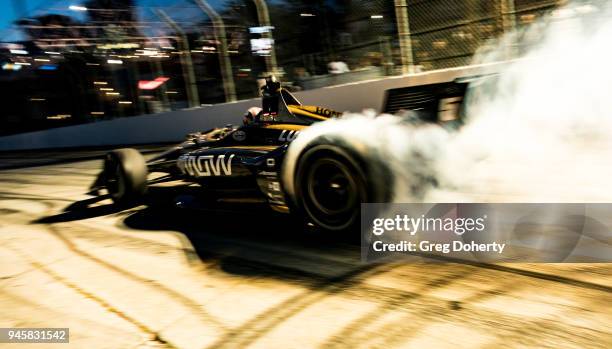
[91,77,389,231]
[92,76,470,231]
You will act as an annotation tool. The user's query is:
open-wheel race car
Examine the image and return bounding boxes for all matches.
[90,77,392,231]
[91,76,470,231]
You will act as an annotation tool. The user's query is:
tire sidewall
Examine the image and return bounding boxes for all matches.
[294,140,392,231]
[104,148,148,204]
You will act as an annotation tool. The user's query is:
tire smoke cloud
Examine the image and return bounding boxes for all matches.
[286,0,612,203]
[444,0,612,202]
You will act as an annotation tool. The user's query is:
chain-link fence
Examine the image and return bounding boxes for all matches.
[273,0,562,83]
[404,0,560,71]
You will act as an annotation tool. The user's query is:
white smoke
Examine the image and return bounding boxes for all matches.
[285,0,612,203]
[442,0,612,202]
[282,111,450,202]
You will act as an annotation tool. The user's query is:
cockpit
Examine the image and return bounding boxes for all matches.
[246,76,342,126]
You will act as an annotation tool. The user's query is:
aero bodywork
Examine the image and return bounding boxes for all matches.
[95,78,343,216]
[145,123,310,213]
[94,76,473,230]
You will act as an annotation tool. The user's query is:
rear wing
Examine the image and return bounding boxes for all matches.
[382,80,470,123]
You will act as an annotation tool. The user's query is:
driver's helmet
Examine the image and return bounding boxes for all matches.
[243,107,263,125]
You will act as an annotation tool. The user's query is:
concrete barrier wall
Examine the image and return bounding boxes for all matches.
[0,64,496,151]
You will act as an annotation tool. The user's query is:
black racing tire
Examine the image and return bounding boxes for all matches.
[294,143,392,232]
[103,148,148,205]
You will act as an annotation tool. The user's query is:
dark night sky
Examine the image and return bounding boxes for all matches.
[1,0,230,41]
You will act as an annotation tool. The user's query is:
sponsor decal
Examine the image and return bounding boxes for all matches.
[438,97,463,121]
[315,107,342,118]
[232,130,247,141]
[279,130,300,142]
[178,154,235,177]
[268,181,281,191]
[260,114,276,122]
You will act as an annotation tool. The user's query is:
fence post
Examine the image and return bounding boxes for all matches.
[500,0,518,59]
[394,0,414,75]
[156,10,200,108]
[194,0,237,102]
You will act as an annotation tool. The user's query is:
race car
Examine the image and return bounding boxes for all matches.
[91,76,470,231]
[90,77,388,231]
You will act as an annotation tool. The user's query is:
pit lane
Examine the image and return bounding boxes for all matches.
[0,150,610,348]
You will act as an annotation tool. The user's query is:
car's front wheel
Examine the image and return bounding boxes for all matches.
[103,148,148,205]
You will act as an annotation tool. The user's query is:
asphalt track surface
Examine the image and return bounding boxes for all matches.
[0,150,610,348]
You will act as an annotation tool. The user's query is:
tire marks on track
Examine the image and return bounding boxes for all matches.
[3,244,175,349]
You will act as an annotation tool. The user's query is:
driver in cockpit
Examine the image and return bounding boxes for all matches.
[244,76,281,125]
[243,107,262,126]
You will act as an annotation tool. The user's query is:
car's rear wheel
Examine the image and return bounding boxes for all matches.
[295,145,381,232]
[104,148,148,205]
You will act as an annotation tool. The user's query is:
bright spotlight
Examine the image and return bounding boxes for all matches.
[69,5,88,11]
